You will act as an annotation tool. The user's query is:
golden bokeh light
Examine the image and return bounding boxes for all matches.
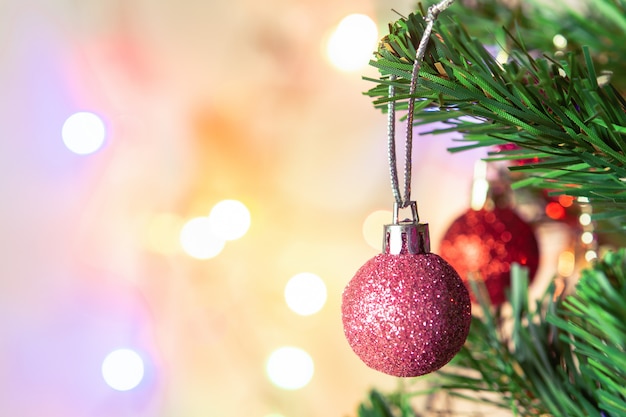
[266,346,314,390]
[325,14,378,72]
[284,272,327,316]
[179,217,225,259]
[208,199,251,241]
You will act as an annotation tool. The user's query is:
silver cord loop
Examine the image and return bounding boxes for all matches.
[387,77,401,206]
[387,0,455,218]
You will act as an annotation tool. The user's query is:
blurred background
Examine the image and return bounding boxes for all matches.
[0,1,565,416]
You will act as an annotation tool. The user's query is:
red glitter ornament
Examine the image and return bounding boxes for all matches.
[439,207,540,306]
[342,218,471,377]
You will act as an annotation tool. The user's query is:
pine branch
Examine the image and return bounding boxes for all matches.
[364,9,626,227]
[547,249,626,416]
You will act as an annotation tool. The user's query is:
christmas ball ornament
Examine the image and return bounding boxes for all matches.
[439,206,540,306]
[344,1,467,377]
[342,210,472,377]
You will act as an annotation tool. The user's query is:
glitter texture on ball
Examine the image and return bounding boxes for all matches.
[341,252,471,377]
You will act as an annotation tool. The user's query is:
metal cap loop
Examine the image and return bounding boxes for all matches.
[392,201,419,224]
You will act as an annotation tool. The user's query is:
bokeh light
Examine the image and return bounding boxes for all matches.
[102,349,145,391]
[470,160,489,210]
[325,14,378,71]
[362,210,392,250]
[266,346,314,390]
[284,272,327,316]
[553,34,568,49]
[579,213,592,226]
[209,199,251,241]
[561,195,576,206]
[180,216,225,259]
[581,231,594,245]
[545,201,566,220]
[62,111,107,155]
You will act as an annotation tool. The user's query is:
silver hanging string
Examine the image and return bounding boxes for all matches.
[387,0,455,218]
[387,78,401,205]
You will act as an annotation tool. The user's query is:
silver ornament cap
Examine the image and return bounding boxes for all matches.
[383,201,430,255]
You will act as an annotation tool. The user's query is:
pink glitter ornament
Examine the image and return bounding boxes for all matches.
[345,0,467,377]
[342,214,471,377]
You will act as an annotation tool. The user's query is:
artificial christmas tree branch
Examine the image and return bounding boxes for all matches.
[364,8,626,227]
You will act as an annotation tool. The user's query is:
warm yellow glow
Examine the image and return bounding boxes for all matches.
[180,217,225,259]
[362,210,392,250]
[325,14,378,72]
[470,160,489,210]
[581,231,594,245]
[101,349,145,391]
[145,212,184,255]
[209,199,251,241]
[266,346,314,390]
[284,272,327,316]
[557,250,575,277]
[62,111,106,155]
